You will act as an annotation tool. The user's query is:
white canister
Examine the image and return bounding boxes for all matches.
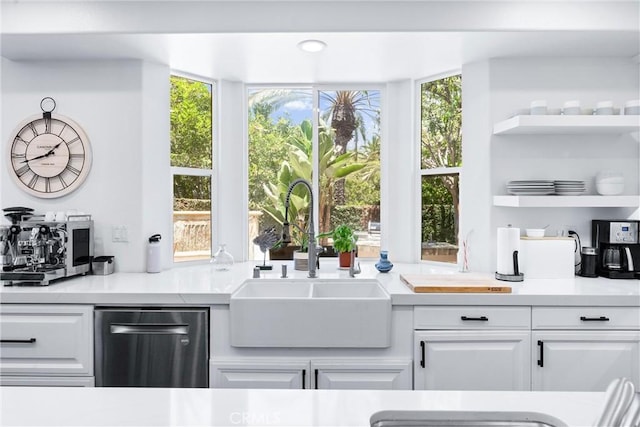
[595,101,614,116]
[529,100,547,115]
[496,225,520,275]
[147,234,162,273]
[624,100,640,115]
[562,100,581,115]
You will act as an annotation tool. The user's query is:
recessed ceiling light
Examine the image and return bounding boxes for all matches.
[297,39,327,53]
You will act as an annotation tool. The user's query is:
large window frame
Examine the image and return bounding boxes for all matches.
[170,71,217,266]
[245,83,385,259]
[416,70,462,265]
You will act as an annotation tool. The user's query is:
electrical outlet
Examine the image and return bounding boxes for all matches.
[112,225,129,242]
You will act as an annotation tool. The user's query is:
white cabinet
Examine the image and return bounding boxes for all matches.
[0,376,95,387]
[413,306,531,391]
[532,306,640,391]
[211,358,412,390]
[0,305,93,386]
[211,359,308,389]
[414,331,531,391]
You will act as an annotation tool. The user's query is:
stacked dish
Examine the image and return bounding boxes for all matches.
[553,180,586,196]
[507,180,554,195]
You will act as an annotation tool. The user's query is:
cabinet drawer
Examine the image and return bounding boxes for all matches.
[414,306,530,329]
[532,307,640,330]
[0,305,93,376]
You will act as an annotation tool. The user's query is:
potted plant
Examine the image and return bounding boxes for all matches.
[319,225,357,268]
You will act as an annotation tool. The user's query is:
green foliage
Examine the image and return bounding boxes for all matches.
[258,119,366,247]
[170,76,212,169]
[318,224,357,253]
[422,204,457,244]
[420,75,462,241]
[331,205,379,231]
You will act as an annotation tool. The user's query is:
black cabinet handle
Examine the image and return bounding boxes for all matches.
[461,316,489,321]
[302,369,306,389]
[580,316,610,322]
[420,341,426,368]
[314,369,319,390]
[537,340,544,367]
[1,338,36,344]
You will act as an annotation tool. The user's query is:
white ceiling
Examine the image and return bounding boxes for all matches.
[1,31,638,83]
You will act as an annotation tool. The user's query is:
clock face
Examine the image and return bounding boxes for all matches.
[8,114,92,198]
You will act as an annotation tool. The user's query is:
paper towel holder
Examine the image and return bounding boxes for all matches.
[495,250,525,282]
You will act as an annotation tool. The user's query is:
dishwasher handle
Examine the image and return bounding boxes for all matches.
[110,323,189,335]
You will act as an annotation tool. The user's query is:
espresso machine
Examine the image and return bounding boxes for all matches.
[1,207,93,285]
[591,220,640,279]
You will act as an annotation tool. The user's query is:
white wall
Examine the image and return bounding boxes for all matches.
[385,79,416,263]
[463,57,640,273]
[1,58,171,272]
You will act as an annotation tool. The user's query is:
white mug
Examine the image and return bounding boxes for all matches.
[54,211,66,222]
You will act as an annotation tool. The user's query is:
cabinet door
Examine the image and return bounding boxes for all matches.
[0,305,93,376]
[311,359,412,390]
[414,331,531,391]
[532,331,640,391]
[210,359,309,389]
[0,376,94,387]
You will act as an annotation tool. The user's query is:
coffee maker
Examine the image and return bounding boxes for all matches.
[591,220,640,279]
[1,207,93,285]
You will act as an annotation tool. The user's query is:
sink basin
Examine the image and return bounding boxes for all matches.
[370,410,567,427]
[230,279,391,348]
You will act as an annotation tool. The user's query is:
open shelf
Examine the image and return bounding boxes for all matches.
[493,115,640,135]
[493,195,640,208]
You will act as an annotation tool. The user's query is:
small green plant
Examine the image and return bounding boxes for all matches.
[319,224,357,253]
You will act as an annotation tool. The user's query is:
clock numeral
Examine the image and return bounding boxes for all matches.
[15,164,31,177]
[45,117,51,134]
[44,178,51,193]
[57,123,67,137]
[11,153,26,159]
[69,153,85,159]
[27,174,39,190]
[27,122,38,137]
[65,164,81,176]
[58,175,69,189]
[66,137,80,146]
[14,136,29,146]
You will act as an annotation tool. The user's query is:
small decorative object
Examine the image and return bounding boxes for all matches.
[8,97,92,198]
[211,243,234,271]
[318,225,357,269]
[253,226,279,270]
[375,250,393,273]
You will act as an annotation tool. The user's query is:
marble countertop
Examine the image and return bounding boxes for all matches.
[0,387,605,427]
[1,259,638,306]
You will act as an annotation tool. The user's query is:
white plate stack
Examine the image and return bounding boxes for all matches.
[553,180,586,196]
[507,180,555,195]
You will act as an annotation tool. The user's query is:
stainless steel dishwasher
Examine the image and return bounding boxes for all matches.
[94,307,209,387]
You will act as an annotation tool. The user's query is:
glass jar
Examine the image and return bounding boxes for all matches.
[211,244,234,271]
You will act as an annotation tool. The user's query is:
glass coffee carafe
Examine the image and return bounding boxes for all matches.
[602,247,622,270]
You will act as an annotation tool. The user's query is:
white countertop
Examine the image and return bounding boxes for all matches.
[1,259,639,306]
[0,387,605,427]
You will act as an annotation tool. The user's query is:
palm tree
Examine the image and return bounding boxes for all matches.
[319,90,380,204]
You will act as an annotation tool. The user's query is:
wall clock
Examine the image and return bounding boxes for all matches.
[7,97,92,198]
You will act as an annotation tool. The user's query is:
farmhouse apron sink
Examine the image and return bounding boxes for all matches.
[229,279,391,348]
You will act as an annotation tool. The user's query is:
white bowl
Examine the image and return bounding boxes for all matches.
[596,181,624,196]
[526,229,546,238]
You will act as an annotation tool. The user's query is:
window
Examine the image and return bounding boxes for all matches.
[247,87,381,260]
[419,74,462,263]
[170,74,214,263]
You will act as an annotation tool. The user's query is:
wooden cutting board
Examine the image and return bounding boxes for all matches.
[400,274,512,293]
